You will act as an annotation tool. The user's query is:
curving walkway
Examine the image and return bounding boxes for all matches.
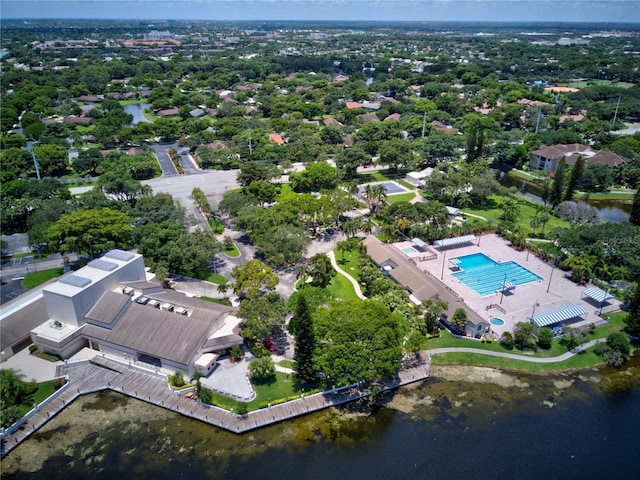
[327,250,366,299]
[426,338,606,363]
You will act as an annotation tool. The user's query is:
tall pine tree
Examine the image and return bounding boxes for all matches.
[564,155,585,202]
[630,189,640,227]
[550,157,566,208]
[625,272,640,336]
[293,293,316,382]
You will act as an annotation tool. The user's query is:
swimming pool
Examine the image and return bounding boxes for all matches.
[452,253,542,297]
[490,317,505,326]
[402,247,418,255]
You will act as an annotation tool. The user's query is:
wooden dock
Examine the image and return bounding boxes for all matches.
[1,354,430,458]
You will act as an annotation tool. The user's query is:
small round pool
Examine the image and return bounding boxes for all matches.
[490,317,505,326]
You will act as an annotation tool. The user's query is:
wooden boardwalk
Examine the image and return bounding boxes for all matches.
[1,354,430,458]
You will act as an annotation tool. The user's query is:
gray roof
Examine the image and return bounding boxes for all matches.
[1,298,49,351]
[147,290,233,315]
[84,291,131,327]
[83,303,217,366]
[362,235,486,328]
[203,334,244,350]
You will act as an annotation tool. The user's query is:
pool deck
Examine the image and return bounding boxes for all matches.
[414,234,621,336]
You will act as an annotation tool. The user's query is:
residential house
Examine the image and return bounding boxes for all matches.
[158,108,180,117]
[529,144,631,174]
[268,133,285,145]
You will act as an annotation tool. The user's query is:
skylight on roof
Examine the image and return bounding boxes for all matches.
[105,250,135,262]
[88,259,119,271]
[59,274,92,288]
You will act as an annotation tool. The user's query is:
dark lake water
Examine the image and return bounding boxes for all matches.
[3,355,639,480]
[123,103,152,124]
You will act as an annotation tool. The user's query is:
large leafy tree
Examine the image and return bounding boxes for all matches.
[47,208,132,255]
[335,147,369,180]
[313,299,403,387]
[238,292,286,344]
[308,253,336,288]
[231,259,279,298]
[292,294,316,382]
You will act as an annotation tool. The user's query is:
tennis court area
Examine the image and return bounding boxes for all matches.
[358,181,409,196]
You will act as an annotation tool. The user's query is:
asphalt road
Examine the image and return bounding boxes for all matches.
[143,169,240,231]
[150,142,179,176]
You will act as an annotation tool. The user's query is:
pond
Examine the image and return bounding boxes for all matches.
[123,103,152,124]
[501,172,631,223]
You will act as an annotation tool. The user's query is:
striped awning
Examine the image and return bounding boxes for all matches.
[528,304,587,328]
[434,235,477,249]
[582,287,613,303]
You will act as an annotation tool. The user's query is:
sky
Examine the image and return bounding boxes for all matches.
[1,0,639,23]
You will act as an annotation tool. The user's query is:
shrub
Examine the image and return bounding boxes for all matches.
[501,331,515,350]
[29,344,38,353]
[229,345,244,361]
[170,371,185,388]
[537,327,554,349]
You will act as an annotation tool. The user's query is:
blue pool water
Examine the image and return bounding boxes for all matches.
[452,253,542,297]
[402,247,418,255]
[490,317,505,326]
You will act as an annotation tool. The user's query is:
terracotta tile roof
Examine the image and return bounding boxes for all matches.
[268,133,285,145]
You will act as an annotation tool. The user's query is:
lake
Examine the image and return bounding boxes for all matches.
[2,356,639,479]
[123,103,152,124]
[501,172,631,223]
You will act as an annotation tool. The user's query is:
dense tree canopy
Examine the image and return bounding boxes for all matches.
[313,299,404,387]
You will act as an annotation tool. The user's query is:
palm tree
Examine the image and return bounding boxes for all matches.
[397,217,411,239]
[190,372,204,401]
[296,262,309,288]
[217,282,229,298]
[336,239,352,263]
[381,222,396,244]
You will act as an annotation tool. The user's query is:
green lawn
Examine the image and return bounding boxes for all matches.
[427,311,630,371]
[18,379,62,415]
[202,272,229,285]
[207,371,322,411]
[430,348,603,371]
[334,246,363,283]
[397,179,417,190]
[22,268,64,289]
[386,192,416,205]
[588,192,636,200]
[198,296,232,306]
[326,270,360,300]
[462,195,569,235]
[222,242,240,258]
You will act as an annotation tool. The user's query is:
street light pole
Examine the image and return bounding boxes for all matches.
[27,140,42,181]
[547,262,556,293]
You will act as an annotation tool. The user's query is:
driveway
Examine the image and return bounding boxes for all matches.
[150,142,179,176]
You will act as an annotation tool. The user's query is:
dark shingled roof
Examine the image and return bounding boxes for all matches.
[84,291,131,327]
[83,303,216,366]
[146,290,233,315]
[362,235,486,328]
[1,298,49,352]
